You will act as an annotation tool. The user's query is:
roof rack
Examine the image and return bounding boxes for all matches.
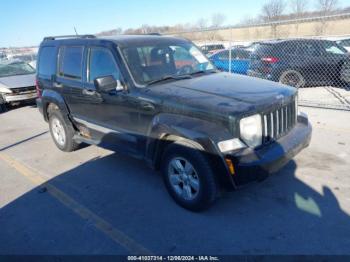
[43,35,96,41]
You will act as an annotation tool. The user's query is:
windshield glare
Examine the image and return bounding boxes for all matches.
[0,62,35,78]
[122,43,215,85]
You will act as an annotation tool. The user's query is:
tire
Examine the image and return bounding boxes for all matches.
[0,96,7,114]
[48,108,79,152]
[161,140,217,211]
[279,70,305,88]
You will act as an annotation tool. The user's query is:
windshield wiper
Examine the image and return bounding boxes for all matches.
[147,75,192,86]
[188,70,218,76]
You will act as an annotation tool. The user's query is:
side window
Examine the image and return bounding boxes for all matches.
[297,43,319,57]
[217,50,229,60]
[58,46,83,80]
[38,46,56,79]
[89,48,120,82]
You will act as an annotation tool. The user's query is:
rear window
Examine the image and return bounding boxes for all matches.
[253,44,275,56]
[58,46,84,80]
[38,46,56,78]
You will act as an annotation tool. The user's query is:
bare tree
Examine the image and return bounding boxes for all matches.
[290,0,308,33]
[261,0,286,38]
[261,0,286,22]
[290,0,308,17]
[196,18,208,30]
[316,0,339,34]
[211,13,226,28]
[317,0,339,15]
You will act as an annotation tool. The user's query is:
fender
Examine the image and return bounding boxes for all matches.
[145,113,237,190]
[41,89,70,122]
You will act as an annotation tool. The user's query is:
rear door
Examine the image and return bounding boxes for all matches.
[55,45,85,112]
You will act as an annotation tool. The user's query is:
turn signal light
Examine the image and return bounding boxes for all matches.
[225,158,235,175]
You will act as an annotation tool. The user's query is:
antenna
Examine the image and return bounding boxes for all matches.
[74,27,78,36]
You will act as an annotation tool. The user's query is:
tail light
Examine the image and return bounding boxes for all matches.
[35,79,42,98]
[261,57,279,63]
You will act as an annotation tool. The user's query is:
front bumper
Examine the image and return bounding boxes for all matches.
[227,113,312,186]
[36,98,44,115]
[2,91,37,103]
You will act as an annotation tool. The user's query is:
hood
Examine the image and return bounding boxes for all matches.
[147,72,296,120]
[0,74,36,89]
[173,72,295,104]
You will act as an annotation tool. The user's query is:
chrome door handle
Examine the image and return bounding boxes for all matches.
[53,82,63,88]
[82,89,96,96]
[141,102,155,111]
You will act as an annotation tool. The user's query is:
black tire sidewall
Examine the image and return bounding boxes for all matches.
[280,70,305,88]
[161,141,217,211]
[0,96,7,113]
[49,111,72,152]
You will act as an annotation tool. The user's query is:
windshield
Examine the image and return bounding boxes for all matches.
[122,43,215,86]
[0,62,36,78]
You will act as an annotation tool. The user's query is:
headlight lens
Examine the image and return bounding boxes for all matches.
[0,85,12,94]
[240,114,262,148]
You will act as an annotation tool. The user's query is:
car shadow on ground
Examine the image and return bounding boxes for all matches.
[0,140,350,255]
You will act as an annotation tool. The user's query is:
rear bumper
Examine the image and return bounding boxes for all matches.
[3,91,37,103]
[227,113,312,186]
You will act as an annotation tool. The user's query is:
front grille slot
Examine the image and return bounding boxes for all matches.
[11,86,36,94]
[262,100,296,144]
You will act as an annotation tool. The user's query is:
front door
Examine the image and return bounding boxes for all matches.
[68,46,140,156]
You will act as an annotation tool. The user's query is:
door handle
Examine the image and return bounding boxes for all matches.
[53,82,63,88]
[82,89,96,96]
[141,102,155,111]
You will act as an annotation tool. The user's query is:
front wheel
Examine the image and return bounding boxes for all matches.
[161,140,217,211]
[279,70,305,88]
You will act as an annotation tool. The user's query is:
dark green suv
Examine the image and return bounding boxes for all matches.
[36,35,312,211]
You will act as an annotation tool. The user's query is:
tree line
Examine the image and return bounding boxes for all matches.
[96,0,348,36]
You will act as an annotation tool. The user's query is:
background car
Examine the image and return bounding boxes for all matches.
[0,60,37,112]
[200,44,225,55]
[248,39,350,88]
[209,48,251,75]
[337,38,350,52]
[7,53,37,69]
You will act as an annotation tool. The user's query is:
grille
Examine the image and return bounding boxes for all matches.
[262,99,297,144]
[10,86,36,94]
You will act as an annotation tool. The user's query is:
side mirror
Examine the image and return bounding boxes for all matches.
[94,76,124,93]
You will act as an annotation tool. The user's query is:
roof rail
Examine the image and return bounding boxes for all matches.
[43,35,96,41]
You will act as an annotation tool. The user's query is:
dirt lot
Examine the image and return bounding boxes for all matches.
[0,104,349,255]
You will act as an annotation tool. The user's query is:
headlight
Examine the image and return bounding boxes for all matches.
[0,84,12,94]
[218,138,246,153]
[240,114,262,148]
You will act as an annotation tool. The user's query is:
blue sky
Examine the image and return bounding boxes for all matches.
[1,0,349,47]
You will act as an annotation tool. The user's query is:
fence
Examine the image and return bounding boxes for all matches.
[166,13,350,111]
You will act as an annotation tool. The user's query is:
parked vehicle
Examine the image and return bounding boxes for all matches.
[0,52,7,61]
[7,53,37,69]
[209,48,251,75]
[337,38,350,52]
[0,60,37,112]
[36,35,312,211]
[200,44,225,55]
[248,39,350,88]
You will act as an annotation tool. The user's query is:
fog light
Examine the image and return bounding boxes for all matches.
[225,158,235,175]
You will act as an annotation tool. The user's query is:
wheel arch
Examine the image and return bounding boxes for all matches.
[41,89,70,122]
[145,114,237,190]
